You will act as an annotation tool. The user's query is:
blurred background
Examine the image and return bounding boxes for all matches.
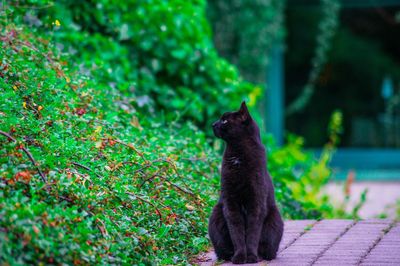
[208,0,400,218]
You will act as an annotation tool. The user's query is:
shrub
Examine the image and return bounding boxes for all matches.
[1,2,347,265]
[0,23,221,264]
[11,0,255,128]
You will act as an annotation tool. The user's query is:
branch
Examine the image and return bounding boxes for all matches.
[158,175,195,197]
[108,138,147,162]
[160,159,194,193]
[139,173,162,188]
[0,130,47,183]
[139,167,165,188]
[180,157,207,162]
[71,161,90,171]
[58,195,74,203]
[87,211,109,238]
[133,158,175,173]
[71,161,103,179]
[69,169,94,186]
[137,166,195,197]
[9,2,55,9]
[126,192,163,226]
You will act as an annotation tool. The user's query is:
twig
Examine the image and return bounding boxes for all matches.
[37,181,57,192]
[159,158,194,193]
[126,192,163,226]
[71,161,103,179]
[107,217,124,241]
[0,130,47,183]
[95,217,108,237]
[158,175,195,197]
[71,162,90,171]
[18,39,55,65]
[137,166,195,197]
[70,169,93,186]
[167,180,195,196]
[139,173,162,188]
[139,167,165,188]
[58,195,74,203]
[9,2,54,9]
[86,211,109,238]
[134,161,154,173]
[136,158,195,195]
[110,138,147,162]
[180,157,208,162]
[133,158,175,174]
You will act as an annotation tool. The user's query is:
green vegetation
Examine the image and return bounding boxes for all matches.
[207,0,285,84]
[28,0,254,128]
[285,4,400,147]
[1,22,219,264]
[1,1,351,264]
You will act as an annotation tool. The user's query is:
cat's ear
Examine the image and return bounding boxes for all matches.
[239,101,251,123]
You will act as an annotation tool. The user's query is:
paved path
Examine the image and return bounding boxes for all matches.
[197,219,399,265]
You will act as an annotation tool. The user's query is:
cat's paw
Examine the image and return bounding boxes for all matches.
[246,254,259,263]
[231,252,247,264]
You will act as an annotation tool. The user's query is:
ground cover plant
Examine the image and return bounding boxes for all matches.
[1,1,353,264]
[0,23,221,264]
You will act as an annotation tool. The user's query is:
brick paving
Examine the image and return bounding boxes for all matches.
[198,219,399,266]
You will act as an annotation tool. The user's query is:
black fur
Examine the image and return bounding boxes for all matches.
[208,101,284,264]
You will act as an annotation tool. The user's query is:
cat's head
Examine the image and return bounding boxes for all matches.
[212,101,257,142]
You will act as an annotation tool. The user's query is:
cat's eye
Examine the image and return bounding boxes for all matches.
[221,119,228,124]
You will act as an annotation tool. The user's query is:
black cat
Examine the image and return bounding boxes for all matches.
[208,101,283,264]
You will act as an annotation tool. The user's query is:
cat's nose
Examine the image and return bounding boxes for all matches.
[212,121,218,128]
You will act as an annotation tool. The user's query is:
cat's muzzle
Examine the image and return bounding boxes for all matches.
[212,121,222,138]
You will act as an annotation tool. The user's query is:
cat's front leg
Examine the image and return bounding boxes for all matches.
[245,209,264,263]
[223,201,247,264]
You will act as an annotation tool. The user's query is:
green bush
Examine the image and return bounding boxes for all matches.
[1,2,348,265]
[0,24,221,264]
[12,0,255,128]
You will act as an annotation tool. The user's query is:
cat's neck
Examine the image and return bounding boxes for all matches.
[225,136,263,154]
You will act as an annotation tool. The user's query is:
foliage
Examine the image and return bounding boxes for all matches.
[0,1,350,265]
[286,0,340,115]
[9,0,256,129]
[207,0,285,85]
[285,5,400,147]
[0,23,222,264]
[266,124,339,220]
[267,134,333,219]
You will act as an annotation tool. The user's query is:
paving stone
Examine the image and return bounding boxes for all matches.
[361,264,400,266]
[267,257,312,266]
[279,220,354,264]
[360,222,400,266]
[313,219,392,265]
[197,219,400,266]
[201,220,317,266]
[278,220,317,252]
[358,219,394,224]
[313,259,359,266]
